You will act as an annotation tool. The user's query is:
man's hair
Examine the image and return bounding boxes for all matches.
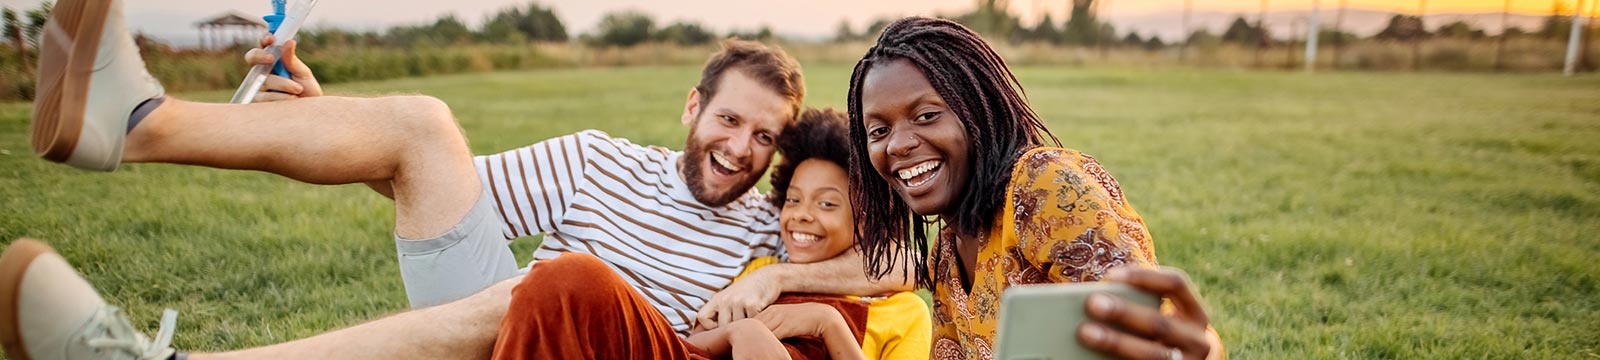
[768,108,852,209]
[696,39,806,118]
[845,17,1061,288]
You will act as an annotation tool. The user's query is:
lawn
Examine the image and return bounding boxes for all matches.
[2,65,1597,358]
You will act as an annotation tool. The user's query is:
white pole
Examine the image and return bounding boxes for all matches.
[1306,0,1321,73]
[1567,0,1587,76]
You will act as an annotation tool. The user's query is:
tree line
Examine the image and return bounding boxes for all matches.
[5,0,1593,51]
[914,0,1593,51]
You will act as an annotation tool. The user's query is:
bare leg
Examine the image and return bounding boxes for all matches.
[188,275,520,360]
[120,96,476,239]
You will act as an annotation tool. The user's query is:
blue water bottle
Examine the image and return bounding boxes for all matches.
[262,0,292,80]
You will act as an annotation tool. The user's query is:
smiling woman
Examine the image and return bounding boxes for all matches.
[847,17,1224,360]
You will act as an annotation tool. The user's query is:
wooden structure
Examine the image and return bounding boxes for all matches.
[196,12,266,50]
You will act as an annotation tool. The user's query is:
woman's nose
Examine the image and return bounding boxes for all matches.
[887,131,920,157]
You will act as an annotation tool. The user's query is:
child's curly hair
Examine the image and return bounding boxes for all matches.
[768,107,852,208]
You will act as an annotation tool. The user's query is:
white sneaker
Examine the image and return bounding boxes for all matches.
[31,0,165,172]
[0,239,178,360]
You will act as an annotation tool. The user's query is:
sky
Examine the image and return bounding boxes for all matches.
[1,0,1591,45]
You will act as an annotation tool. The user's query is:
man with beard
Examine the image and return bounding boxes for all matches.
[1,0,908,358]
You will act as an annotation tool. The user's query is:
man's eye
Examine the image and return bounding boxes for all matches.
[756,133,774,146]
[720,115,737,125]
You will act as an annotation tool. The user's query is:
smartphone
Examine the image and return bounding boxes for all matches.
[994,282,1160,360]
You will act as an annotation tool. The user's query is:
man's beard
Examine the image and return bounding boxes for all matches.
[681,126,762,208]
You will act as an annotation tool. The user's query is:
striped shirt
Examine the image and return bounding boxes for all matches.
[474,130,783,334]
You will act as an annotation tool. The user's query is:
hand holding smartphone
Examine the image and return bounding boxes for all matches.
[994,283,1160,360]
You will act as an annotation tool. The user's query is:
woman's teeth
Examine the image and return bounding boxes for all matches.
[790,232,821,245]
[897,160,941,187]
[711,152,743,173]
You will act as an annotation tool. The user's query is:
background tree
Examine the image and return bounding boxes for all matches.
[3,7,26,72]
[1030,13,1062,44]
[481,3,568,43]
[863,17,893,40]
[1063,0,1098,45]
[302,28,382,48]
[1375,14,1428,41]
[1435,20,1486,38]
[23,2,50,51]
[1145,36,1166,51]
[1221,16,1265,45]
[1123,31,1145,46]
[726,26,774,41]
[479,18,528,44]
[655,21,715,46]
[386,14,473,47]
[592,10,656,47]
[3,8,21,50]
[1098,23,1121,47]
[1317,28,1358,46]
[1187,28,1221,47]
[1537,2,1575,40]
[832,19,856,42]
[1502,26,1529,37]
[955,0,1022,41]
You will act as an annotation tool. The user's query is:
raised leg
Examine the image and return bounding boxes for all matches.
[120,96,479,239]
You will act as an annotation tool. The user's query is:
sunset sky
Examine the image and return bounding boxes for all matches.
[0,0,1592,43]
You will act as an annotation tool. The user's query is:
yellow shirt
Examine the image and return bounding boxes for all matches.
[739,256,933,360]
[928,147,1158,360]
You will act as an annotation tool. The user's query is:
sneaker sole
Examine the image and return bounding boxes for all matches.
[31,0,112,164]
[0,239,54,360]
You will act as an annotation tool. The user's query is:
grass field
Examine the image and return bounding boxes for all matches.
[2,65,1598,358]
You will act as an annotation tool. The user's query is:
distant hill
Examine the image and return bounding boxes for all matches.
[1106,9,1555,41]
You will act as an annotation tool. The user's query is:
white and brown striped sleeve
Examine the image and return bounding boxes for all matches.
[473,131,595,239]
[747,201,785,260]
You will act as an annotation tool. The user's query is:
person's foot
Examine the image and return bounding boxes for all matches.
[31,0,165,172]
[0,239,177,360]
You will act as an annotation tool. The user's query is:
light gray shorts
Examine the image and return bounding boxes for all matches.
[394,193,520,308]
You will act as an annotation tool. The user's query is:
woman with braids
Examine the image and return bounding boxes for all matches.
[847,17,1225,360]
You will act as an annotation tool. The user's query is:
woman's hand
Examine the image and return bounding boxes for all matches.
[1078,267,1220,360]
[243,34,322,102]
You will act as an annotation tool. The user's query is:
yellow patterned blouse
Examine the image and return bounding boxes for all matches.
[928,147,1158,360]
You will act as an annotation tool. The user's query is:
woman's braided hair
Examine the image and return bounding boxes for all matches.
[846,17,1059,288]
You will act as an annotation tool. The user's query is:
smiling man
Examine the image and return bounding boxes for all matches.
[1,0,908,358]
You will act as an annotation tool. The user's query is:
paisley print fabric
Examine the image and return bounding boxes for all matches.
[927,147,1157,360]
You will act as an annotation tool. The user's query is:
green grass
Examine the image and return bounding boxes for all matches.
[2,66,1598,358]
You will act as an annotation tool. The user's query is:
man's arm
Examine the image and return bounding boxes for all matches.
[696,248,913,330]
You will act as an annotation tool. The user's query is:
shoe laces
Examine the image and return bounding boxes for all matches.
[81,306,177,360]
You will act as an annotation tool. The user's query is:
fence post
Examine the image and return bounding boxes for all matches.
[1566,0,1587,76]
[1414,0,1426,71]
[1256,0,1268,68]
[1307,0,1321,73]
[1496,0,1511,71]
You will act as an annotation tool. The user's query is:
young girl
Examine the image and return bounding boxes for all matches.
[490,108,931,360]
[739,107,932,360]
[846,17,1223,360]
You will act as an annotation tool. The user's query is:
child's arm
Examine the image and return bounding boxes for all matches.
[686,318,790,359]
[753,303,868,360]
